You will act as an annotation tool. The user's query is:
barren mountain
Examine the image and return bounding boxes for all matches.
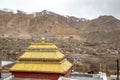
[0,10,88,38]
[79,16,120,44]
[0,9,120,49]
[80,16,120,32]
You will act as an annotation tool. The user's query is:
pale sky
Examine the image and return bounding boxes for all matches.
[0,0,120,19]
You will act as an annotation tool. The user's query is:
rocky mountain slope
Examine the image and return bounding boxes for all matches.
[80,16,120,32]
[0,10,120,43]
[0,10,88,38]
[0,9,120,56]
[79,16,120,45]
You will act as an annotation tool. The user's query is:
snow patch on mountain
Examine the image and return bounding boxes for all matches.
[0,8,17,14]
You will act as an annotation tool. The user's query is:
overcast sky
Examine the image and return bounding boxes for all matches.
[0,0,120,19]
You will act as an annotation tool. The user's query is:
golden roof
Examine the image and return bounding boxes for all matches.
[19,51,65,60]
[28,43,57,49]
[9,60,72,74]
[9,37,73,74]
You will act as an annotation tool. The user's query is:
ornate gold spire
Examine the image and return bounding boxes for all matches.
[41,37,45,44]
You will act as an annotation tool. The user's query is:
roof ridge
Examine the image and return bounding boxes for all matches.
[55,50,65,58]
[60,60,72,73]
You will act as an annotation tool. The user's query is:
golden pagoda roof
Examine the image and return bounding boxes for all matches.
[9,37,73,74]
[19,51,65,60]
[9,60,72,74]
[28,43,57,49]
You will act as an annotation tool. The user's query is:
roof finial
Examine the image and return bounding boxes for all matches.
[41,37,45,44]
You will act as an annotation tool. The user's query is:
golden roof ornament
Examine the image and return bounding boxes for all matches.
[41,37,45,44]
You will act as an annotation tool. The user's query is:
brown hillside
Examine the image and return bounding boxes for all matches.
[0,10,87,38]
